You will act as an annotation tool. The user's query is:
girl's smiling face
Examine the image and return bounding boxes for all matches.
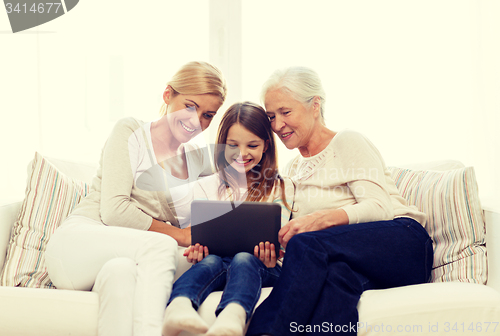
[224,123,268,174]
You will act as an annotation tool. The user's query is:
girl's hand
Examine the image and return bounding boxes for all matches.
[183,243,209,264]
[254,241,277,268]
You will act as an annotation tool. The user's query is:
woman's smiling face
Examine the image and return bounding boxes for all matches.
[164,89,222,144]
[264,88,318,151]
[224,123,267,174]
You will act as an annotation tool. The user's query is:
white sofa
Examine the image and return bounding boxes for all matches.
[1,156,499,336]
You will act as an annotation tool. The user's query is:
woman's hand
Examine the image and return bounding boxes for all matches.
[183,243,209,264]
[279,209,349,248]
[254,241,277,268]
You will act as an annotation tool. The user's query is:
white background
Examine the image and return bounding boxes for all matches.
[0,0,498,208]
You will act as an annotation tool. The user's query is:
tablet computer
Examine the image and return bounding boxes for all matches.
[191,200,281,258]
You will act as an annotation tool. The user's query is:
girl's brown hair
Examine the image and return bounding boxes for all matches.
[214,102,291,210]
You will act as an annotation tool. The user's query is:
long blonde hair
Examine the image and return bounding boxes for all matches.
[160,61,227,116]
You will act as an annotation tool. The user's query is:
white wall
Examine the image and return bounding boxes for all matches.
[1,0,498,208]
[240,0,499,207]
[0,0,210,201]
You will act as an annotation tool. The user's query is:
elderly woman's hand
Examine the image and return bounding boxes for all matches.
[279,209,349,248]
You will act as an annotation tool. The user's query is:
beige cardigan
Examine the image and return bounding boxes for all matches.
[71,117,212,230]
[287,129,426,225]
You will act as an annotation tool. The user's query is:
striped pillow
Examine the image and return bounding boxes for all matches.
[0,152,90,288]
[388,166,487,284]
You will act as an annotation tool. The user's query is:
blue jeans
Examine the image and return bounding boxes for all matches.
[168,252,281,321]
[246,217,433,335]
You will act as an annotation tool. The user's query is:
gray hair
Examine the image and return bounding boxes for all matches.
[261,66,326,122]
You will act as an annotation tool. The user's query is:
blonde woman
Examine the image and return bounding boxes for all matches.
[45,61,227,336]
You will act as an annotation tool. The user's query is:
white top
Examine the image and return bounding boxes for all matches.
[134,121,206,227]
[286,129,426,225]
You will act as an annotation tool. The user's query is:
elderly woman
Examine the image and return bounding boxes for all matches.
[246,67,433,335]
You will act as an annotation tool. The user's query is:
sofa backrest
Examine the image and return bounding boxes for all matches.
[2,156,489,288]
[46,156,98,184]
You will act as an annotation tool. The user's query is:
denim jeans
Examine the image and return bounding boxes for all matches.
[246,217,433,335]
[168,252,281,321]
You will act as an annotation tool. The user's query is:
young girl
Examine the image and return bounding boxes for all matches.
[163,102,295,336]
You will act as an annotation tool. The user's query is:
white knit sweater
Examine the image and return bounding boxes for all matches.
[286,129,426,225]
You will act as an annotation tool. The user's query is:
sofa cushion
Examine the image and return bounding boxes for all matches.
[0,152,91,288]
[357,282,500,336]
[388,166,486,283]
[179,282,500,336]
[0,285,98,336]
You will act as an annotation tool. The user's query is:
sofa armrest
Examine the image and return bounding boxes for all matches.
[0,201,22,271]
[486,207,500,292]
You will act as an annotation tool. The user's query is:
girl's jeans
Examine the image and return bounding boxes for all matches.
[169,252,281,321]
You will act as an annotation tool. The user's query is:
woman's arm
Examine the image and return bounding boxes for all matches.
[335,131,394,223]
[149,218,191,247]
[99,119,154,230]
[166,177,214,248]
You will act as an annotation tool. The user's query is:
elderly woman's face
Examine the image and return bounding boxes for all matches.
[264,89,316,150]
